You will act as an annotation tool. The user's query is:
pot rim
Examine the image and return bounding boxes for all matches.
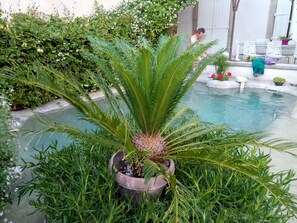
[109,150,175,190]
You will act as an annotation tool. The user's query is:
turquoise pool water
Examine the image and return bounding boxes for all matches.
[182,83,297,132]
[19,82,297,160]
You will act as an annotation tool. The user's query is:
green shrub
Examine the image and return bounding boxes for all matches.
[19,141,295,222]
[0,96,17,211]
[214,54,230,75]
[0,0,199,110]
[273,77,286,84]
[177,149,295,222]
[0,8,107,110]
[107,0,199,43]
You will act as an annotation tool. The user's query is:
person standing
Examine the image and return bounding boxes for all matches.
[190,27,207,66]
[191,27,205,44]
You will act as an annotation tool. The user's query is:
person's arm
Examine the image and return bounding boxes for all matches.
[190,35,196,44]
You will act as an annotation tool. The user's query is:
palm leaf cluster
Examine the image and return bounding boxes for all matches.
[2,35,297,221]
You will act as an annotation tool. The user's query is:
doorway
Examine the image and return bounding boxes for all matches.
[197,0,231,53]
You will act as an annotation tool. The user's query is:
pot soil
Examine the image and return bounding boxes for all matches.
[109,151,175,201]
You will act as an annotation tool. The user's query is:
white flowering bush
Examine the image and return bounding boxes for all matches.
[0,0,199,109]
[0,96,17,212]
[107,0,199,43]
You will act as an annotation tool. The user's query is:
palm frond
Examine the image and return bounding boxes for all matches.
[87,37,152,132]
[163,175,192,223]
[20,113,126,150]
[2,64,131,146]
[160,107,194,135]
[168,149,297,216]
[142,159,161,184]
[85,35,221,135]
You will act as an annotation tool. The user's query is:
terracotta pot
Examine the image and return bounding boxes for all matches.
[108,151,175,201]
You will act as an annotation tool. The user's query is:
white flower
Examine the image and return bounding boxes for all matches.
[37,48,44,53]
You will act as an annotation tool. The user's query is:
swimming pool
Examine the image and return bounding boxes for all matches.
[18,82,297,161]
[182,83,297,132]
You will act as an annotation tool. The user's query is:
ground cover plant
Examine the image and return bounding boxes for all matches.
[19,141,296,223]
[5,35,297,222]
[0,97,17,213]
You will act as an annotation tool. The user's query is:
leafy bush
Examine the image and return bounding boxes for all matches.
[0,96,17,212]
[0,0,199,110]
[214,54,230,75]
[177,150,296,222]
[273,77,286,84]
[108,0,199,43]
[19,141,295,222]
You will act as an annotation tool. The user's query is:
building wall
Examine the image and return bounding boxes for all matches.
[178,0,272,55]
[0,0,123,17]
[233,0,271,42]
[177,7,193,43]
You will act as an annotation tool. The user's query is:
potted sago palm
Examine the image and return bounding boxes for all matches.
[3,35,297,220]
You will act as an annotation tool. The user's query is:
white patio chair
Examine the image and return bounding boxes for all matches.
[243,41,261,61]
[265,41,286,62]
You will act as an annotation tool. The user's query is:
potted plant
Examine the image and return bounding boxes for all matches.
[246,55,254,62]
[4,35,297,220]
[280,34,292,45]
[211,55,231,81]
[273,77,286,86]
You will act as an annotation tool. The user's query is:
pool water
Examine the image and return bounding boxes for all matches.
[182,83,297,132]
[19,82,297,160]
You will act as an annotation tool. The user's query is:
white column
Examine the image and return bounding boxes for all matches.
[235,39,241,61]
